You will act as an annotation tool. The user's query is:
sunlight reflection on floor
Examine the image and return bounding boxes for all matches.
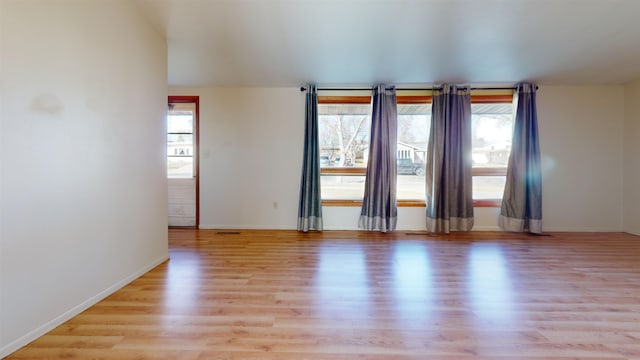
[468,244,516,323]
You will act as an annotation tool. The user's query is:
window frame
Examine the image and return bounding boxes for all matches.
[318,93,513,208]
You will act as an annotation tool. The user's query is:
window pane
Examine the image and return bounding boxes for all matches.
[167,103,195,179]
[321,175,366,200]
[318,104,371,168]
[319,102,371,200]
[168,157,193,178]
[471,103,513,168]
[167,134,193,157]
[473,176,506,200]
[168,113,193,133]
[397,174,425,200]
[397,104,430,200]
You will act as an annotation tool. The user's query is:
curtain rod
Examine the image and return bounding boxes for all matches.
[300,86,537,92]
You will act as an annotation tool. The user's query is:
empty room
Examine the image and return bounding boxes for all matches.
[1,0,640,359]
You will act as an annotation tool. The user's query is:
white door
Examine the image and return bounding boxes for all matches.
[167,100,198,227]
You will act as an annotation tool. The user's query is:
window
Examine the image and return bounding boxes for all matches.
[318,97,371,202]
[317,93,513,207]
[471,96,514,206]
[396,101,431,201]
[167,103,195,178]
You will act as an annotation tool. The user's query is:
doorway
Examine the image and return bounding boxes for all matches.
[167,96,199,227]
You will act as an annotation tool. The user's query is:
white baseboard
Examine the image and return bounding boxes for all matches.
[197,225,631,234]
[198,224,297,230]
[542,227,623,232]
[322,225,360,231]
[624,229,640,236]
[0,255,168,359]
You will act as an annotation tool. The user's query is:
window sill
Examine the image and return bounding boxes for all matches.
[321,199,502,208]
[473,199,502,208]
[322,199,363,207]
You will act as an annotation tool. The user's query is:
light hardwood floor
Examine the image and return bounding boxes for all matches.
[6,229,640,359]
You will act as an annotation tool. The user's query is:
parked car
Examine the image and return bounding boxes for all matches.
[397,158,425,176]
[320,155,330,166]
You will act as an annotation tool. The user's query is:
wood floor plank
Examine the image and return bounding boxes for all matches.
[5,229,640,359]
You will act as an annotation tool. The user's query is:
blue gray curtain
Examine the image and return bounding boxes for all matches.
[499,83,542,233]
[425,84,474,233]
[298,85,323,232]
[358,85,398,232]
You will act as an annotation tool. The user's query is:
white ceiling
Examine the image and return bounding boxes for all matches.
[134,0,640,87]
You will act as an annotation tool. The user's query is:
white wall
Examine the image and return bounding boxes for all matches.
[169,87,306,229]
[624,81,640,235]
[537,86,625,231]
[171,85,626,232]
[0,1,168,356]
